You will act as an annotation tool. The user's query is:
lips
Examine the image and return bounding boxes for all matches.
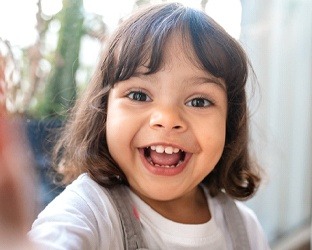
[144,146,185,168]
[138,144,192,176]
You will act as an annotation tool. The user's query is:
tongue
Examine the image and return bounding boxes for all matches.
[150,151,181,166]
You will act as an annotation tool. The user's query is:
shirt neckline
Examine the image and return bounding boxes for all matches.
[127,186,220,239]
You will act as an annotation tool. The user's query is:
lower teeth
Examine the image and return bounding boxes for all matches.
[154,164,176,168]
[148,159,182,168]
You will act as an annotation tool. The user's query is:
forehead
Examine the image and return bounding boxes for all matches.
[139,30,204,74]
[161,32,201,67]
[152,32,225,81]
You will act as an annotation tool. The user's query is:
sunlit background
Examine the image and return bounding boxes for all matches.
[0,0,242,47]
[0,0,311,249]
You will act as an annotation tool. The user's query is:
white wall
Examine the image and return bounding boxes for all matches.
[240,0,312,244]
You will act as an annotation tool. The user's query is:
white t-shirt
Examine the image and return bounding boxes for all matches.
[29,174,270,250]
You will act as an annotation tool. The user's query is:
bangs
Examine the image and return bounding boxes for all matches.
[102,3,247,92]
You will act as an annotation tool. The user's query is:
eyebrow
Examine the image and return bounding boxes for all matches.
[132,68,226,90]
[187,75,224,86]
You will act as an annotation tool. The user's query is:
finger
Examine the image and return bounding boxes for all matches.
[0,117,37,240]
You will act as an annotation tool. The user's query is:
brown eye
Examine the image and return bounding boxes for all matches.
[127,91,151,102]
[186,98,211,108]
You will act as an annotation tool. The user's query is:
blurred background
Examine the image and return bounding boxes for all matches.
[0,0,311,249]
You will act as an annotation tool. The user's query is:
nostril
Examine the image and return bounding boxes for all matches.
[149,112,186,131]
[173,125,182,130]
[154,124,164,128]
[151,123,184,131]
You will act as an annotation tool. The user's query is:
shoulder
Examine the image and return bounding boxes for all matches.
[235,201,261,228]
[29,174,123,250]
[234,200,271,250]
[40,173,117,224]
[202,187,271,250]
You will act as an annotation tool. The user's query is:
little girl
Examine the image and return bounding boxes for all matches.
[29,3,270,249]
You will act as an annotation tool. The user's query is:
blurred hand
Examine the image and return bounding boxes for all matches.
[0,115,37,249]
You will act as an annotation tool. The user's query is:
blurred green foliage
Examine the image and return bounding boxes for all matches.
[37,0,84,118]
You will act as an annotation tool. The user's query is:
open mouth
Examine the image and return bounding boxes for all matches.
[143,145,186,168]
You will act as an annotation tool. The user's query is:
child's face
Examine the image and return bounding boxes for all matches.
[106,37,227,205]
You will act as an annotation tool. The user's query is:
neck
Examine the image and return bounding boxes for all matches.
[135,186,211,224]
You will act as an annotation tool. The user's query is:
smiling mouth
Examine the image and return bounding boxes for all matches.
[143,145,186,168]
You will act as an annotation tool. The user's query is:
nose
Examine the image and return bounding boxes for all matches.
[149,106,187,133]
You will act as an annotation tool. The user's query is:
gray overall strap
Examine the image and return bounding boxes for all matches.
[106,185,147,250]
[216,192,251,250]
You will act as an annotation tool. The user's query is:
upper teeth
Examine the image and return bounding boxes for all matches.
[150,145,180,154]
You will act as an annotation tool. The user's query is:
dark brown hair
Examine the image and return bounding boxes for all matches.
[53,2,261,200]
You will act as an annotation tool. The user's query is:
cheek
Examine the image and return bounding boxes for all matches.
[214,119,226,152]
[106,99,125,153]
[197,116,227,157]
[105,98,138,161]
[106,91,127,130]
